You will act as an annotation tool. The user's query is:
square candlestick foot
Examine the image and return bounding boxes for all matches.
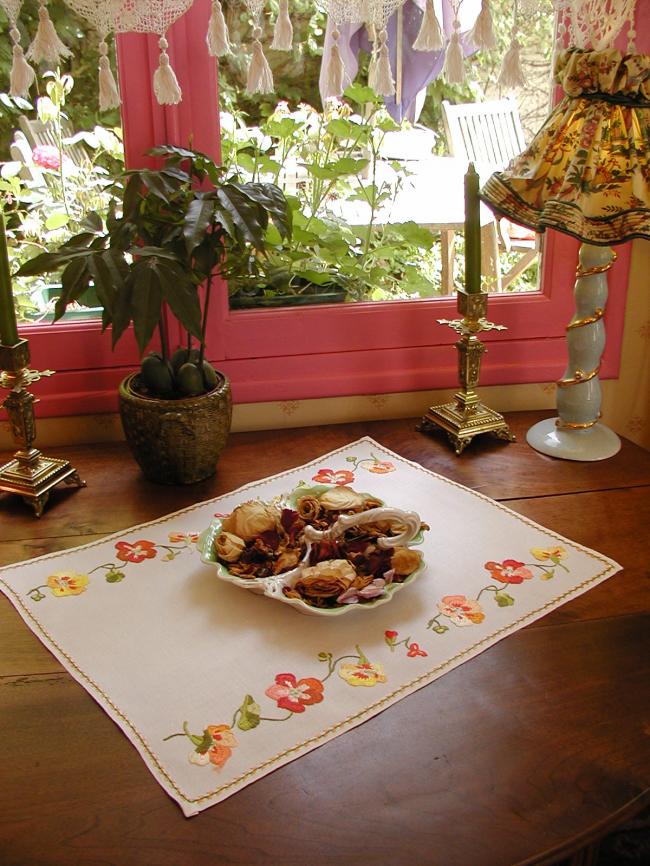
[419,401,516,455]
[0,449,86,517]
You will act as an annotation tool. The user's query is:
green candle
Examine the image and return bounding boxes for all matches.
[464,163,482,294]
[0,211,19,346]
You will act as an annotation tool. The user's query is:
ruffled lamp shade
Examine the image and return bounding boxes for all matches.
[481,47,650,461]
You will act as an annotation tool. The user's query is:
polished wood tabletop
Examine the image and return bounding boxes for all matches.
[1,412,649,866]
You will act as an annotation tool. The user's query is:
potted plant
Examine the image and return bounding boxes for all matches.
[18,145,291,484]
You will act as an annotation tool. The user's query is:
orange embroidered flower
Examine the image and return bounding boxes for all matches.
[312,468,355,486]
[406,642,427,658]
[265,673,324,713]
[206,724,238,769]
[437,594,485,626]
[115,539,157,563]
[338,661,387,687]
[360,459,395,474]
[168,532,200,544]
[484,559,533,585]
[46,570,89,597]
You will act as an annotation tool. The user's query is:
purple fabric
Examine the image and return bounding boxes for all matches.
[319,0,479,122]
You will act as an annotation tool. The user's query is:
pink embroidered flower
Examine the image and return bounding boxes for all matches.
[115,539,157,563]
[312,468,355,486]
[437,594,485,626]
[360,459,395,474]
[484,559,533,584]
[406,642,427,658]
[265,673,324,713]
[32,144,61,170]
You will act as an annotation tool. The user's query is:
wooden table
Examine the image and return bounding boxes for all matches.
[1,412,649,866]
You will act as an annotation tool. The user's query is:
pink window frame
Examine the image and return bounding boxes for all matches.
[10,0,636,417]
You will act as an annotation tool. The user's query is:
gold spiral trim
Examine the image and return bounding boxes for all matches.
[557,364,600,388]
[566,307,604,330]
[556,415,601,430]
[576,249,617,278]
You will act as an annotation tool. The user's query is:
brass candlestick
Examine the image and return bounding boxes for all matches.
[418,289,515,454]
[0,339,85,517]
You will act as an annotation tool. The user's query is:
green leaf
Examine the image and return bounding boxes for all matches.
[45,212,71,231]
[184,196,216,253]
[130,260,164,353]
[390,221,434,248]
[158,264,202,340]
[495,592,515,607]
[343,83,378,105]
[217,185,267,248]
[326,118,359,140]
[194,729,215,754]
[53,258,91,322]
[236,694,261,731]
[238,182,291,240]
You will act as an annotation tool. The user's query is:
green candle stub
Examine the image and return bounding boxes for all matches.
[0,211,19,347]
[464,163,482,295]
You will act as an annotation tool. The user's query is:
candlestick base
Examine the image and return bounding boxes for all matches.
[419,401,515,455]
[0,450,85,517]
[1,338,86,516]
[418,289,515,455]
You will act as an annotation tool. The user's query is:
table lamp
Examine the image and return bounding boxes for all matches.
[480,22,650,460]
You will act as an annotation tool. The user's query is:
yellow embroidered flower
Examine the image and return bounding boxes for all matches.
[338,660,387,687]
[531,546,567,562]
[46,571,90,597]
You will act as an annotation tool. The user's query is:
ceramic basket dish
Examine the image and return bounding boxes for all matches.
[197,489,426,617]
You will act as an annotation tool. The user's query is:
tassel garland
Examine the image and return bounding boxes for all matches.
[207,0,230,57]
[413,0,444,52]
[470,0,496,51]
[323,28,344,99]
[373,30,394,97]
[153,36,182,105]
[9,28,35,98]
[27,2,72,64]
[498,38,525,90]
[247,28,274,94]
[271,0,293,51]
[98,40,120,111]
[443,24,465,84]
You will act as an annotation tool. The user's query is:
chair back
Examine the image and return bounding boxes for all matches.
[18,116,91,170]
[441,98,527,171]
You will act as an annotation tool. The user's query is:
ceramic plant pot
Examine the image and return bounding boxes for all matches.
[118,371,233,485]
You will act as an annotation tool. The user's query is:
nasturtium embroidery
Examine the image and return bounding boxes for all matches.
[165,645,384,768]
[26,530,200,601]
[384,629,428,657]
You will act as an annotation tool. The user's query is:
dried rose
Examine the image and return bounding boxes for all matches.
[296,495,321,521]
[221,501,279,540]
[318,486,365,511]
[294,559,357,600]
[273,550,301,574]
[214,531,246,563]
[391,547,423,576]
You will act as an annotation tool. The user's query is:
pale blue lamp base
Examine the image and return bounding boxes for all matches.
[526,418,621,462]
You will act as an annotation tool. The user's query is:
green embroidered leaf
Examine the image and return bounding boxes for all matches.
[540,569,555,581]
[236,694,261,731]
[194,729,214,754]
[318,651,333,662]
[432,625,449,634]
[495,592,515,607]
[105,570,125,583]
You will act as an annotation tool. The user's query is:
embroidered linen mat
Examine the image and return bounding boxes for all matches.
[0,437,621,817]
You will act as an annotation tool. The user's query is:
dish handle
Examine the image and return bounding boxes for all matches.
[303,506,422,549]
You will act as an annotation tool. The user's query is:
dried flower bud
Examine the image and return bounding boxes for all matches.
[390,547,422,576]
[296,495,321,521]
[319,486,365,511]
[221,500,279,540]
[294,559,357,600]
[214,531,246,563]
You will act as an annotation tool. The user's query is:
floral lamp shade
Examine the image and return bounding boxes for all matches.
[481,46,650,462]
[480,47,650,246]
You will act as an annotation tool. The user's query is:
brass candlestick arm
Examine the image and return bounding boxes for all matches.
[0,339,85,517]
[418,290,515,455]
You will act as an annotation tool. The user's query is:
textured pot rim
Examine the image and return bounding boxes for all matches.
[119,370,230,408]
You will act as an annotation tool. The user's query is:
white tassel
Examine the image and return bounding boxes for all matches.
[374,31,394,97]
[9,29,35,98]
[153,37,182,105]
[413,0,444,52]
[98,41,120,111]
[443,25,465,84]
[368,48,378,91]
[207,0,230,57]
[498,38,525,90]
[247,29,274,94]
[323,29,344,99]
[271,0,293,51]
[27,2,72,65]
[470,0,496,50]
